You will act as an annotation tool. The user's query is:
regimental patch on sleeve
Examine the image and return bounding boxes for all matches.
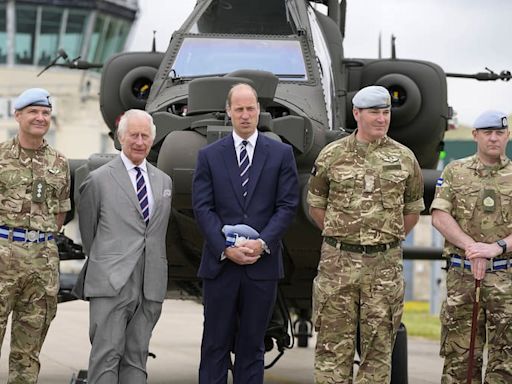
[436,177,444,187]
[311,165,317,176]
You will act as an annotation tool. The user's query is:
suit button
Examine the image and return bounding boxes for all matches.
[243,214,248,219]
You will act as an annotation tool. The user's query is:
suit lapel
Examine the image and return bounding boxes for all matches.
[109,156,143,219]
[245,134,268,206]
[147,163,162,225]
[221,135,245,209]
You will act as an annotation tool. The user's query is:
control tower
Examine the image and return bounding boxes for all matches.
[0,0,138,157]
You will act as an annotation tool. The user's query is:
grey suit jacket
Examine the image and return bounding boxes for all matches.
[72,156,172,302]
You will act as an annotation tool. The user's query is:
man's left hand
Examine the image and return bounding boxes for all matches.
[465,242,501,260]
[237,239,264,257]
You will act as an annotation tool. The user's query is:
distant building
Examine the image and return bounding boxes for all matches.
[0,0,138,158]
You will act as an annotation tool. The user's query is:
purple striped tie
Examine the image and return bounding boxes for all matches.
[135,167,149,224]
[239,140,250,198]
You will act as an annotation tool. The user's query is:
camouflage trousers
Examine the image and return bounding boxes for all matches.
[440,264,512,384]
[0,238,59,384]
[312,241,404,384]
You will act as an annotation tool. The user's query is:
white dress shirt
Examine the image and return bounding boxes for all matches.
[120,151,155,220]
[233,130,258,166]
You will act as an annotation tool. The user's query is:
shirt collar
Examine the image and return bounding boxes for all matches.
[8,135,48,159]
[232,130,258,149]
[120,151,148,173]
[469,153,510,171]
[347,129,389,151]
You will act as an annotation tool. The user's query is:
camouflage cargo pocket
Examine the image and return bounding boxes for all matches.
[379,251,404,334]
[38,242,60,296]
[312,274,339,331]
[439,300,449,357]
[379,170,407,208]
[0,167,29,213]
[439,271,480,357]
[438,300,470,358]
[452,186,479,220]
[0,242,11,271]
[328,172,355,208]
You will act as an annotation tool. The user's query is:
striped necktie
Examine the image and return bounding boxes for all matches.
[239,140,250,198]
[134,167,149,224]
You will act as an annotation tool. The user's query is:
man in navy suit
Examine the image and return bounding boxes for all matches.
[192,83,299,384]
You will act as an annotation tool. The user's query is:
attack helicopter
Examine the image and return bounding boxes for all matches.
[49,0,511,381]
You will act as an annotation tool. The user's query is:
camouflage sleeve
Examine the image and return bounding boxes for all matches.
[307,151,330,209]
[430,164,453,214]
[56,157,71,213]
[403,156,425,214]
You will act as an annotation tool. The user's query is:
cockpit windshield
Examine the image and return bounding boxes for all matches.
[170,37,308,81]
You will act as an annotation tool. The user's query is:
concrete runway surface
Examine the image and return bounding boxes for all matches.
[0,300,443,383]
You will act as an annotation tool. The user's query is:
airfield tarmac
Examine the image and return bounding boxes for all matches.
[0,299,443,383]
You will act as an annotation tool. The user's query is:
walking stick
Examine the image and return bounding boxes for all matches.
[466,278,481,384]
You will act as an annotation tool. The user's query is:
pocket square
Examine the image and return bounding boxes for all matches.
[163,189,172,197]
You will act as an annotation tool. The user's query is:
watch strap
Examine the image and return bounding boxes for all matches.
[497,240,507,254]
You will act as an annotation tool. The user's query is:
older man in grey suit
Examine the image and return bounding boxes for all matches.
[73,109,172,384]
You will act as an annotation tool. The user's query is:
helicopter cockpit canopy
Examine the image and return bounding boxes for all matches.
[170,36,308,81]
[188,0,294,35]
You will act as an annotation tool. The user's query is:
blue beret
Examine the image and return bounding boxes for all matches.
[473,110,508,130]
[352,85,391,109]
[14,88,52,110]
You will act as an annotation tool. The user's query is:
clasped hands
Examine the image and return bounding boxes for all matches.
[224,239,264,265]
[465,242,503,280]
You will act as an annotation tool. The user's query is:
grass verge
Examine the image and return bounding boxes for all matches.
[401,301,440,341]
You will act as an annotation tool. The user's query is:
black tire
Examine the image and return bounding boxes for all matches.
[119,66,158,110]
[376,73,421,127]
[297,321,309,348]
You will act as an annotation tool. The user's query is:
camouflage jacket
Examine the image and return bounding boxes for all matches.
[0,136,71,232]
[307,131,424,244]
[431,154,512,256]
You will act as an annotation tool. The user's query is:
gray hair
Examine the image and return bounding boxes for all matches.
[117,109,156,140]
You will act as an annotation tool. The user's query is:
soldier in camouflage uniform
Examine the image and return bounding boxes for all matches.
[0,88,71,383]
[431,110,512,384]
[307,85,424,383]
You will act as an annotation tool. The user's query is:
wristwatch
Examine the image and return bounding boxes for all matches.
[497,239,507,254]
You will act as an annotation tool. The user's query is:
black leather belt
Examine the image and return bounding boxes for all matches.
[324,236,401,254]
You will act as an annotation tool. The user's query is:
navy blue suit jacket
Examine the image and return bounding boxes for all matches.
[192,133,299,280]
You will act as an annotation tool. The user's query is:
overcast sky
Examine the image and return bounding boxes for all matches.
[128,0,512,126]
